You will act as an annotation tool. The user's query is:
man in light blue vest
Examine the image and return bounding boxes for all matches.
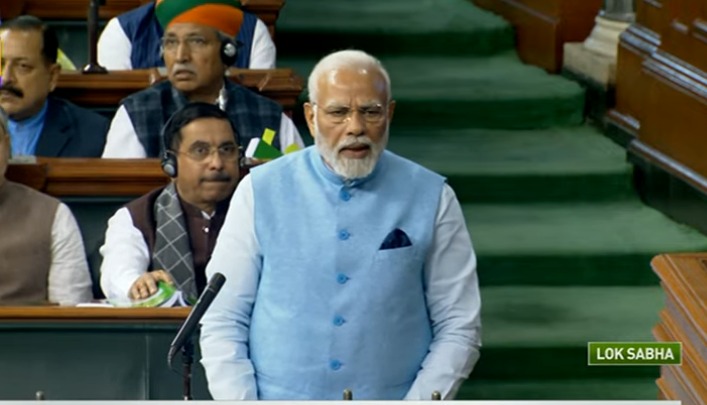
[200,49,482,400]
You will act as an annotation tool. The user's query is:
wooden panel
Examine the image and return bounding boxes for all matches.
[608,25,660,137]
[639,52,707,179]
[53,68,304,113]
[654,321,704,405]
[659,1,707,73]
[0,314,208,399]
[614,1,707,214]
[636,0,665,37]
[3,0,285,36]
[651,253,707,405]
[6,159,169,197]
[472,0,602,72]
[0,306,189,323]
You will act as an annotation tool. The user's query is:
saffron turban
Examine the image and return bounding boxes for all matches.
[155,0,244,37]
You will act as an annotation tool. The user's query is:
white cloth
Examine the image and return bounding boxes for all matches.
[101,105,303,158]
[200,175,482,400]
[49,203,94,306]
[98,16,276,70]
[99,207,150,302]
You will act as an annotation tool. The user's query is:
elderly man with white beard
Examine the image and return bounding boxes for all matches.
[199,49,482,401]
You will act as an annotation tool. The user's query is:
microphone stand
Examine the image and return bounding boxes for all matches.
[181,339,194,400]
[82,0,107,73]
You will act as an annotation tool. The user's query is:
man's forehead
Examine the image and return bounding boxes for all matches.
[164,23,215,37]
[0,29,42,53]
[317,69,387,104]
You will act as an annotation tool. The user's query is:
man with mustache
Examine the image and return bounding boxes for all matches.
[0,16,109,157]
[100,103,241,305]
[101,0,302,158]
[0,107,93,305]
[97,0,276,70]
[200,50,482,400]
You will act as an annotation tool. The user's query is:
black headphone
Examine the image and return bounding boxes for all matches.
[159,103,243,178]
[160,112,180,178]
[220,38,238,66]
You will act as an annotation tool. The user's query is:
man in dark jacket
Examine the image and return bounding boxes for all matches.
[0,16,108,157]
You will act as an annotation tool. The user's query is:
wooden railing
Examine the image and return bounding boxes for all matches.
[651,253,707,403]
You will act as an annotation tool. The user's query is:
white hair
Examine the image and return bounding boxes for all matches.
[307,50,391,103]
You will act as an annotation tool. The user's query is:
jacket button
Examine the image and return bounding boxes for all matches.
[330,360,342,370]
[336,274,349,284]
[340,189,351,201]
[338,230,350,240]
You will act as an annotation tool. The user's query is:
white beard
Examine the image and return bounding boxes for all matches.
[314,121,388,180]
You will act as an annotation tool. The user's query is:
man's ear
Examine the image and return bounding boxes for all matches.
[48,63,61,92]
[303,102,316,139]
[387,100,396,121]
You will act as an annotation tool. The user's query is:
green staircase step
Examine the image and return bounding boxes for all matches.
[387,126,634,203]
[458,378,658,400]
[476,286,663,379]
[466,201,707,286]
[280,53,585,130]
[276,0,514,57]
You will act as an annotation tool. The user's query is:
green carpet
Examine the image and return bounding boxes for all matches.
[275,0,706,399]
[387,126,634,202]
[276,0,514,57]
[281,53,585,129]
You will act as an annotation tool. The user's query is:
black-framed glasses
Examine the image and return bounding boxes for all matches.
[175,143,240,162]
[313,103,387,124]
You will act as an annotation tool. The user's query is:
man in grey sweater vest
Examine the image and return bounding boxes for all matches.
[0,107,93,305]
[100,103,241,305]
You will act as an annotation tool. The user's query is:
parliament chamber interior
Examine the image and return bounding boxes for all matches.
[0,0,706,402]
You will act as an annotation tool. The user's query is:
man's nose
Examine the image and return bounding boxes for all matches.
[345,110,366,136]
[1,65,15,85]
[175,42,191,62]
[207,150,225,170]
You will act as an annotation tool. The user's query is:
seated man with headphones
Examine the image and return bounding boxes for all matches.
[101,0,304,158]
[100,103,241,305]
[98,0,276,70]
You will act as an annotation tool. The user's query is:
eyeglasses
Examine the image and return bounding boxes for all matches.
[314,103,387,124]
[161,36,213,53]
[175,144,240,162]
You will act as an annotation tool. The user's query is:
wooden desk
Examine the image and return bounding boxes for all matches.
[1,0,285,37]
[6,159,168,197]
[54,68,304,114]
[0,306,211,400]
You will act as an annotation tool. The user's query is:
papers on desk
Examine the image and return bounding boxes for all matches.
[76,282,189,308]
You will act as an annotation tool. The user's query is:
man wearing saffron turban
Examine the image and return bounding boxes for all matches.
[98,0,275,70]
[101,0,303,158]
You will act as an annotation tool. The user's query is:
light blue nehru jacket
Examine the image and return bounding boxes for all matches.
[249,146,445,399]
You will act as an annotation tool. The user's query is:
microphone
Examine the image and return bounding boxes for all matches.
[167,272,226,367]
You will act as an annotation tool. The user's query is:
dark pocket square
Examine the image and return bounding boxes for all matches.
[379,228,412,250]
